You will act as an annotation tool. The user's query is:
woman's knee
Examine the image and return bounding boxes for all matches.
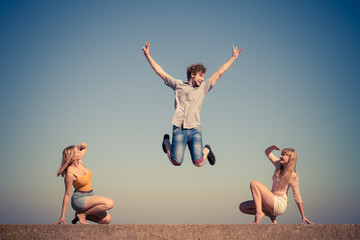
[239,202,246,213]
[250,180,259,189]
[105,199,114,210]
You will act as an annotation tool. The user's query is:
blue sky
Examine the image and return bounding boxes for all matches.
[0,0,359,224]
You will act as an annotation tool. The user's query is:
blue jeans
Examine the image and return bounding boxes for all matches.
[170,125,204,166]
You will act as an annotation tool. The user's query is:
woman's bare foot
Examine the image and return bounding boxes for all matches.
[76,212,88,224]
[252,212,265,224]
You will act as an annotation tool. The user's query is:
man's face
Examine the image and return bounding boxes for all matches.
[191,71,205,87]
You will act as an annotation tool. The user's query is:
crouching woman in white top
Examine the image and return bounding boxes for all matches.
[239,145,313,224]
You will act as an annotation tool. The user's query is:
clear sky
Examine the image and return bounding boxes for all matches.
[0,0,359,224]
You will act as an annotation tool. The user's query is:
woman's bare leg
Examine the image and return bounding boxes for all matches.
[250,180,275,224]
[239,200,277,223]
[239,200,256,215]
[77,196,114,224]
[71,213,111,224]
[86,211,112,224]
[72,212,111,224]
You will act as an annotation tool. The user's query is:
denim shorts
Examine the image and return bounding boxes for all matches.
[71,190,93,212]
[170,125,204,166]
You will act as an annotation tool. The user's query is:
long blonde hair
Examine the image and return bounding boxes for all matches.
[275,148,297,184]
[57,145,76,177]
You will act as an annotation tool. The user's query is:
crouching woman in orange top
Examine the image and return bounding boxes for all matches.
[54,143,114,224]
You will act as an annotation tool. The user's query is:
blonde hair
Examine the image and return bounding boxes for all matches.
[57,145,76,177]
[275,148,297,184]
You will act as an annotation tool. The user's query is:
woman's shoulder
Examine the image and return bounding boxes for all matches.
[63,170,76,184]
[66,166,77,176]
[67,165,75,172]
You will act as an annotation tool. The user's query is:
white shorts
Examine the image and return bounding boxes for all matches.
[273,196,287,216]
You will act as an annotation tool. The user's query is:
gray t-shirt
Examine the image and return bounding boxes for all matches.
[165,74,213,129]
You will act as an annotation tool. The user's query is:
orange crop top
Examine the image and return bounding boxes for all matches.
[71,169,93,192]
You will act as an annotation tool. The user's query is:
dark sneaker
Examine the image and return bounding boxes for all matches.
[162,134,170,153]
[205,145,216,165]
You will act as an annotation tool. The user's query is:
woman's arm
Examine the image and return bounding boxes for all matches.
[291,174,313,224]
[53,173,75,224]
[296,202,314,224]
[264,145,281,164]
[76,143,87,160]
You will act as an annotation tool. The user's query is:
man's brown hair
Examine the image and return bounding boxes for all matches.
[186,63,207,80]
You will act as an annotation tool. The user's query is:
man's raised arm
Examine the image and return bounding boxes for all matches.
[208,45,242,87]
[142,41,168,82]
